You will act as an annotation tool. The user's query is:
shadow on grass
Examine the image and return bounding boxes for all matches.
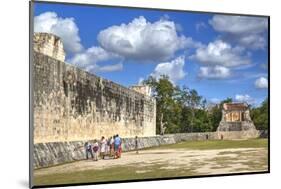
[34,163,197,186]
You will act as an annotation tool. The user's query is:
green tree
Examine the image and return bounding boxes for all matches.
[144,75,181,134]
[177,86,209,132]
[208,105,221,131]
[251,97,268,130]
[179,106,192,132]
[186,89,202,132]
[143,75,237,134]
[208,97,233,131]
[194,109,213,132]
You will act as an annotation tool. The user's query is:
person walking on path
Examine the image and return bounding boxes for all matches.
[92,140,99,161]
[106,137,111,156]
[135,136,139,154]
[100,136,107,159]
[84,141,93,160]
[114,134,122,159]
[110,136,115,157]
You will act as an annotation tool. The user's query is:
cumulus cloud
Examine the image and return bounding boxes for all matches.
[151,56,186,84]
[209,15,268,49]
[255,77,268,89]
[67,46,120,72]
[196,22,207,31]
[191,40,250,67]
[96,63,123,73]
[97,16,197,61]
[235,94,255,104]
[198,66,231,79]
[34,12,83,54]
[138,77,145,85]
[237,34,266,50]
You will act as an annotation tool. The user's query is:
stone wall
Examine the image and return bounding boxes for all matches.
[33,33,66,62]
[33,51,156,143]
[217,103,256,131]
[33,130,267,169]
[129,85,152,96]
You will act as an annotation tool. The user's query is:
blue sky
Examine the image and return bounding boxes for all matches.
[34,2,269,106]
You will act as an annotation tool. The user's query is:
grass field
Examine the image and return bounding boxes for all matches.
[149,138,268,150]
[33,139,268,186]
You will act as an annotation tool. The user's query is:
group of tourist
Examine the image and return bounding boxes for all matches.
[83,134,122,161]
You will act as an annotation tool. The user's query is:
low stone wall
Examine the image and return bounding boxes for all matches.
[33,130,267,169]
[258,130,268,138]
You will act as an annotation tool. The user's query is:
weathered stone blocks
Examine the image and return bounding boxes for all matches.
[33,46,156,143]
[217,103,256,131]
[33,33,66,62]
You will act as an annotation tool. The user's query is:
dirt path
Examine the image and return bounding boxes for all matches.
[35,147,268,177]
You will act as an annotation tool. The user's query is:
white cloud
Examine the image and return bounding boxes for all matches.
[68,46,114,66]
[96,63,123,73]
[198,66,231,79]
[151,56,186,84]
[232,63,256,71]
[209,15,267,34]
[34,12,83,54]
[191,40,250,67]
[67,46,120,72]
[255,77,268,89]
[196,22,207,31]
[138,77,145,85]
[97,16,197,61]
[209,15,268,49]
[237,34,266,50]
[235,94,255,104]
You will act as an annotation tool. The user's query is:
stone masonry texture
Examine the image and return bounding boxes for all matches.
[33,33,156,144]
[217,103,256,131]
[33,33,66,62]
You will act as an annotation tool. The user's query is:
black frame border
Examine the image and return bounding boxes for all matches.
[29,1,270,188]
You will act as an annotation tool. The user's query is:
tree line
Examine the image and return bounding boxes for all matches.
[143,75,268,134]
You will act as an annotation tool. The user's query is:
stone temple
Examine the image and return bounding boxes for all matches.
[217,103,256,131]
[32,32,156,143]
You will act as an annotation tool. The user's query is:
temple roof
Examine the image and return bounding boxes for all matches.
[223,103,248,111]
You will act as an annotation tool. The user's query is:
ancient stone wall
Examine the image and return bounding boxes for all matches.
[33,33,65,62]
[33,130,267,169]
[33,51,156,143]
[129,85,152,96]
[217,103,256,131]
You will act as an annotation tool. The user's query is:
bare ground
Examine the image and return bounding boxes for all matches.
[34,147,268,177]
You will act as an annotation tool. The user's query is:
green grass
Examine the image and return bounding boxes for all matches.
[211,148,268,171]
[147,138,268,150]
[34,163,196,186]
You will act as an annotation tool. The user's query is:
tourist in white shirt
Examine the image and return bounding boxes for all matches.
[100,136,107,159]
